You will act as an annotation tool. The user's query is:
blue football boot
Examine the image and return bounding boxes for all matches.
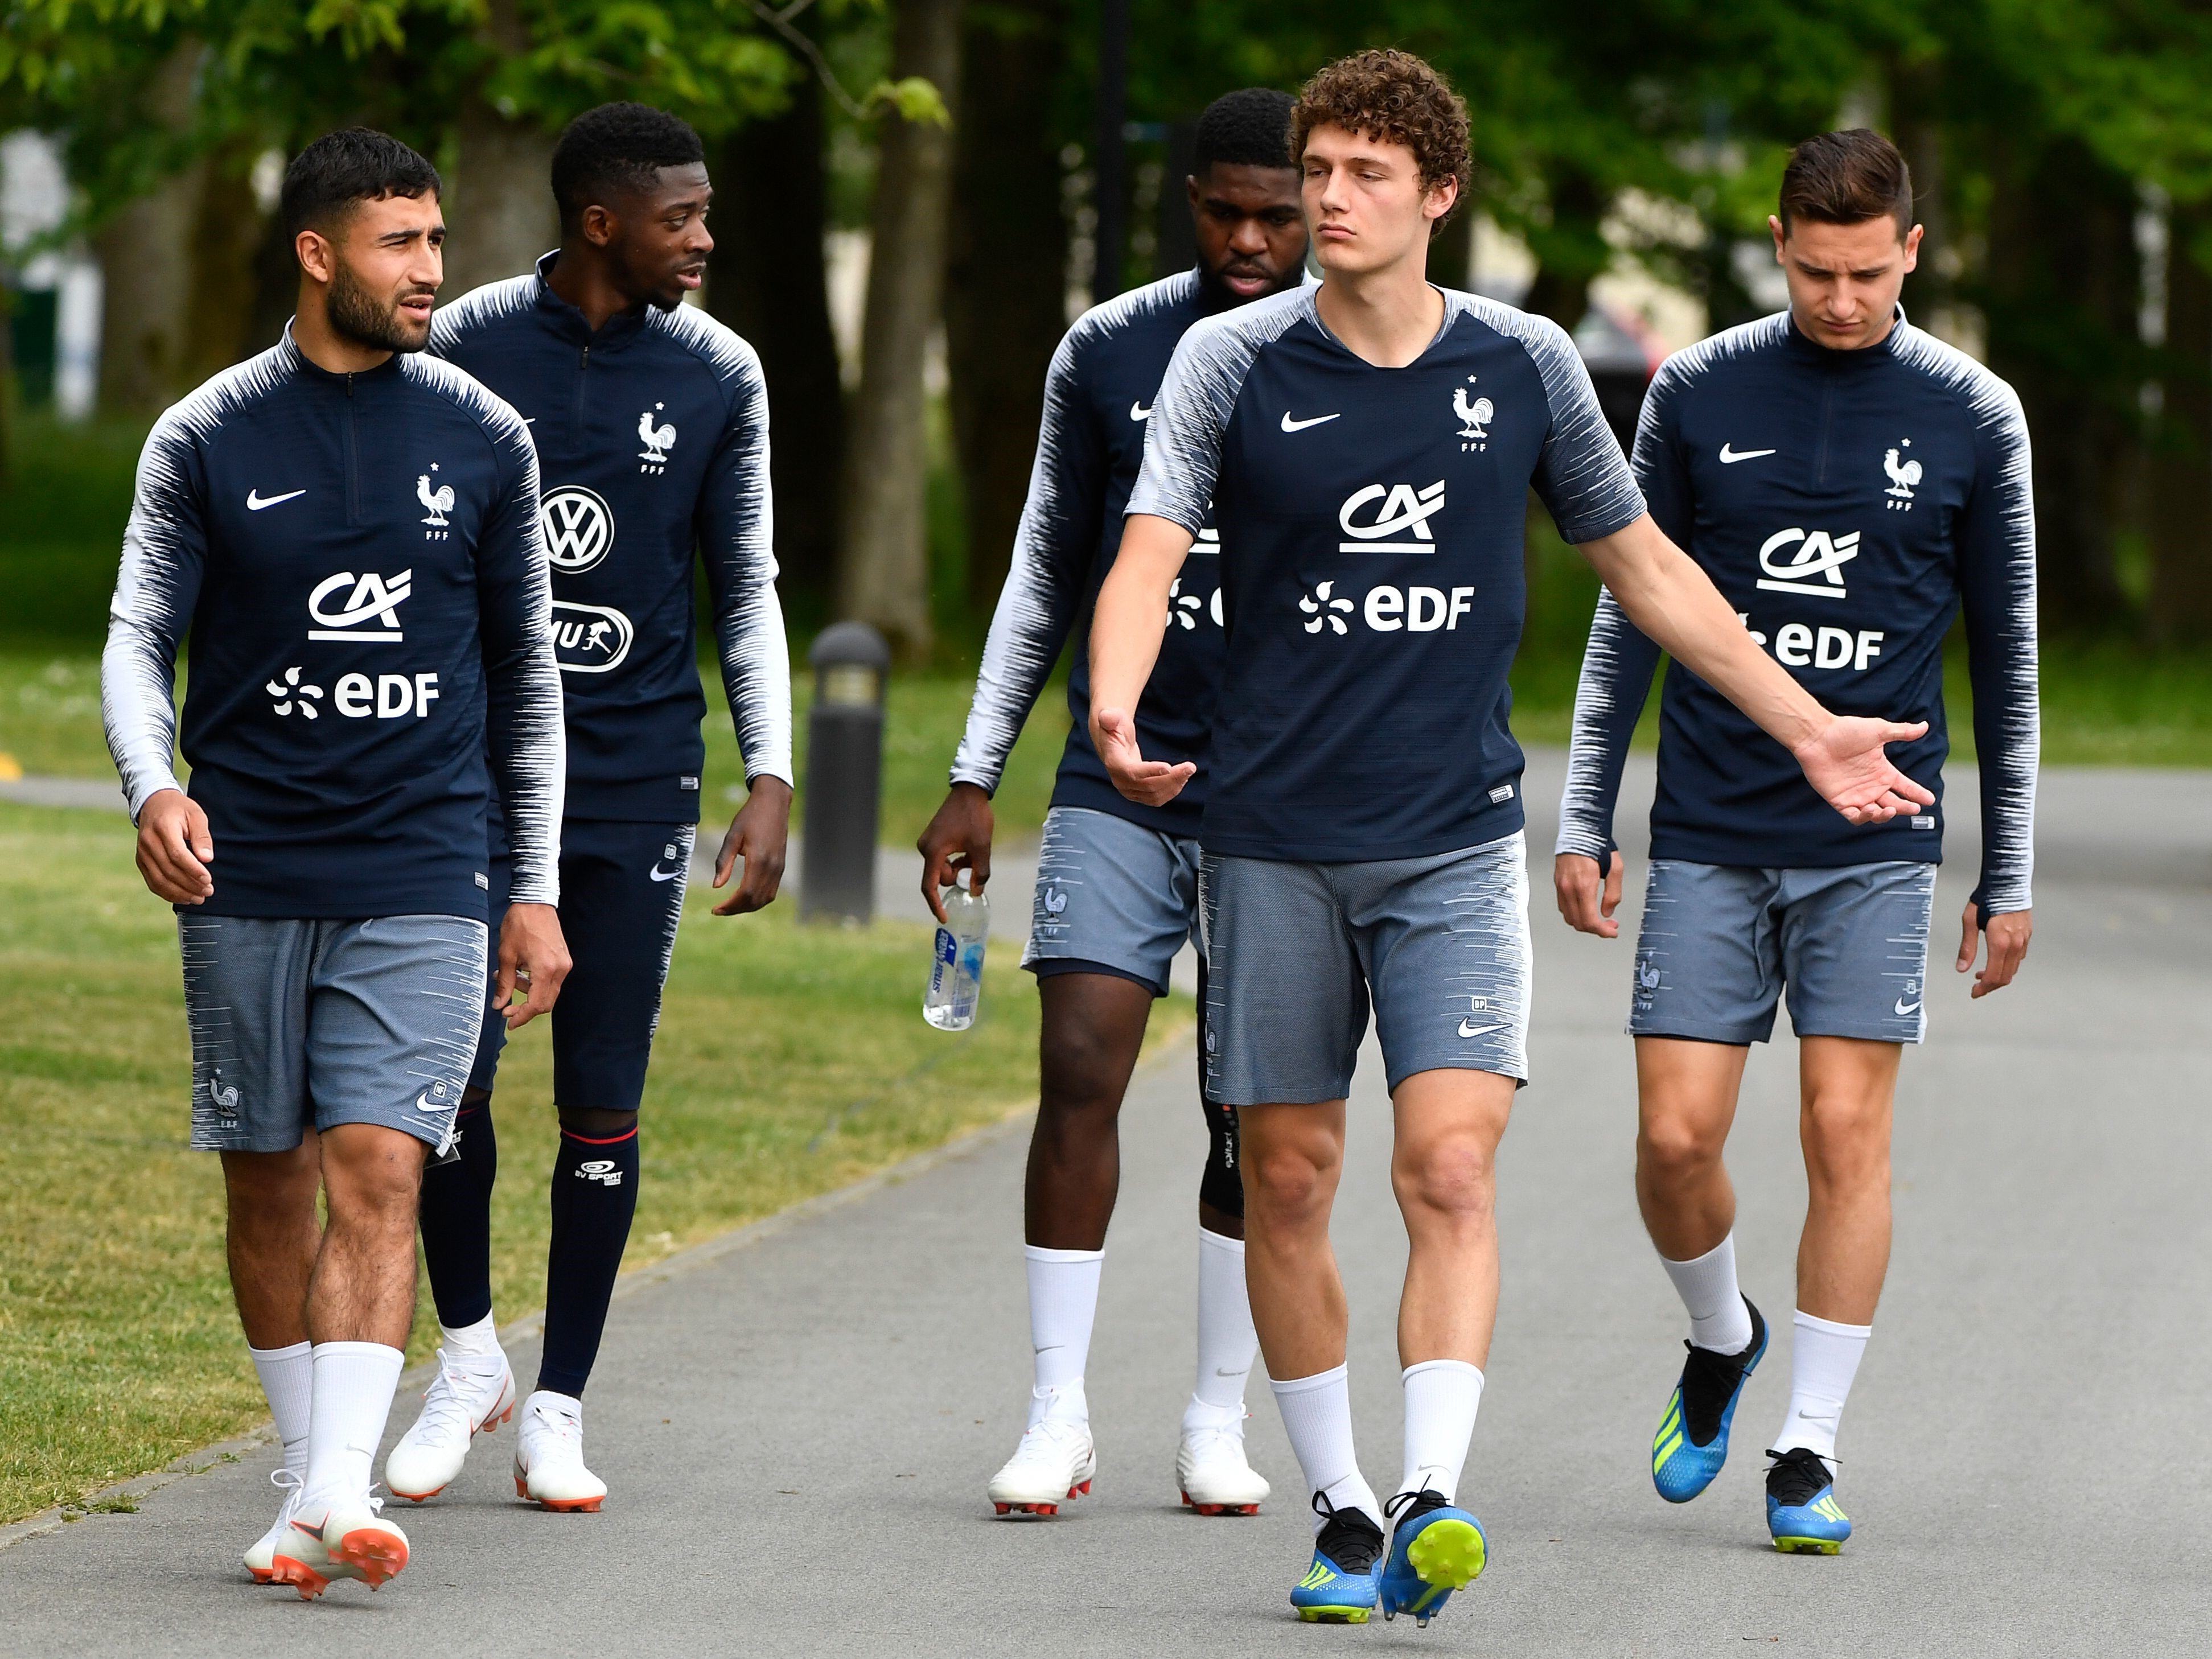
[1765,1446,1851,1554]
[1652,1297,1766,1504]
[1289,1494,1385,1624]
[1378,1488,1487,1627]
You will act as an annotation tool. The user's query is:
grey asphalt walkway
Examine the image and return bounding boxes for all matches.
[4,754,2210,1655]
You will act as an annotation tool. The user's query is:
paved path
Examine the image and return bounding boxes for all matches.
[5,755,2210,1656]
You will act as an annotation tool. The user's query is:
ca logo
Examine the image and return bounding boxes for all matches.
[307,570,411,642]
[539,486,615,573]
[1756,528,1860,600]
[1338,481,1446,553]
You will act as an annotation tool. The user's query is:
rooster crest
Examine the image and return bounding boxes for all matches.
[416,472,455,526]
[1453,386,1494,439]
[1883,447,1922,497]
[638,405,677,464]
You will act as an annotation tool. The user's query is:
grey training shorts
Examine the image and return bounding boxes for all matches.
[1629,859,1936,1045]
[1199,832,1531,1105]
[180,912,490,1153]
[1022,805,1202,997]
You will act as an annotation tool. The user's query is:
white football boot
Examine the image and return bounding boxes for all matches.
[988,1390,1096,1517]
[385,1347,516,1502]
[513,1391,607,1513]
[1177,1405,1270,1516]
[269,1493,409,1599]
[243,1468,304,1583]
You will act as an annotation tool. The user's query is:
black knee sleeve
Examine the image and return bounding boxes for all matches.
[1199,1094,1244,1219]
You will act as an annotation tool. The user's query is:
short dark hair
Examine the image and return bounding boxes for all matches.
[550,102,706,229]
[1193,88,1296,174]
[1292,50,1470,234]
[279,129,440,241]
[1779,129,1915,237]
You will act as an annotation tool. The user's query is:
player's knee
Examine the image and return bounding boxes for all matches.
[1802,1109,1889,1196]
[558,1105,639,1139]
[1393,1137,1495,1223]
[1638,1112,1726,1184]
[1247,1141,1333,1224]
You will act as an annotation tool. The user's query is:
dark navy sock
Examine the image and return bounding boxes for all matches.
[538,1122,640,1397]
[418,1092,498,1329]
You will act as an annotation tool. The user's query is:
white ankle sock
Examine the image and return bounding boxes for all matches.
[1660,1233,1754,1354]
[1025,1244,1103,1423]
[248,1341,314,1480]
[1774,1310,1870,1465]
[1272,1364,1380,1533]
[1187,1229,1259,1422]
[1397,1359,1483,1504]
[439,1311,503,1362]
[300,1341,404,1510]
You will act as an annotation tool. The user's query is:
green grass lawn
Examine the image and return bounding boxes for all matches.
[0,798,1197,1525]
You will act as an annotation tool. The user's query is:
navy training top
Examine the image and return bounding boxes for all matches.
[1553,308,2039,915]
[101,330,565,920]
[950,267,1241,837]
[431,254,793,826]
[1128,283,1646,862]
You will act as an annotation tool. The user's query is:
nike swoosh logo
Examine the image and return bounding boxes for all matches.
[1718,444,1776,464]
[649,865,683,883]
[1894,999,1922,1016]
[246,488,305,511]
[1458,1019,1505,1039]
[1129,402,1151,421]
[1281,411,1341,433]
[414,1091,449,1113]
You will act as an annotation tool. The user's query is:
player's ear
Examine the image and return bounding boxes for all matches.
[294,228,335,286]
[581,203,617,249]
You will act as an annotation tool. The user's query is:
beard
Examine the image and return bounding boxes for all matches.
[328,261,431,353]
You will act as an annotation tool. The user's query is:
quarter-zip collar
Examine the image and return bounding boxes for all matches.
[278,318,406,389]
[1781,302,1908,373]
[530,250,653,353]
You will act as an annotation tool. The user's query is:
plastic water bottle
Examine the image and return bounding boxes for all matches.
[924,881,990,1030]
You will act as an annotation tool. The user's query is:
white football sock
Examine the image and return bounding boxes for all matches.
[1397,1359,1483,1504]
[1272,1364,1380,1532]
[439,1311,504,1362]
[1773,1310,1870,1465]
[248,1341,314,1480]
[1186,1229,1259,1424]
[300,1341,404,1510]
[1025,1244,1103,1424]
[1660,1232,1754,1354]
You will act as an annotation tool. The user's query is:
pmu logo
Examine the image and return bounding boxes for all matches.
[1338,481,1446,553]
[1756,527,1859,600]
[539,486,615,573]
[307,569,410,643]
[549,599,634,674]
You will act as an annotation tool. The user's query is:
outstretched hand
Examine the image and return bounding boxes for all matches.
[1791,717,1935,824]
[918,783,993,924]
[1092,707,1194,807]
[1553,851,1624,937]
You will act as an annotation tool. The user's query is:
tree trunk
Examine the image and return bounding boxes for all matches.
[835,0,965,658]
[945,0,1067,619]
[443,0,558,298]
[1519,168,1604,335]
[1981,136,2139,632]
[708,72,845,621]
[96,45,204,415]
[183,151,268,381]
[2151,201,2212,640]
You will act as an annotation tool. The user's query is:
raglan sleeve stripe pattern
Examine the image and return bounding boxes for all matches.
[102,410,208,820]
[699,338,794,788]
[472,400,566,906]
[1555,357,1680,859]
[950,326,1099,793]
[1956,374,2039,915]
[1474,297,1645,544]
[1124,295,1293,533]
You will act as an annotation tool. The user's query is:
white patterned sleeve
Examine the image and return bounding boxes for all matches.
[1958,381,2039,916]
[475,410,566,905]
[949,329,1103,793]
[700,341,794,788]
[101,413,205,820]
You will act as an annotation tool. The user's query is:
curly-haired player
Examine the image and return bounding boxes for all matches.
[1090,48,1937,1624]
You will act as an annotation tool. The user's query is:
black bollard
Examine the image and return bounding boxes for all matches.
[800,621,892,924]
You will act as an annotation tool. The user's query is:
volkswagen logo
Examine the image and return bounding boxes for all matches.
[539,485,614,573]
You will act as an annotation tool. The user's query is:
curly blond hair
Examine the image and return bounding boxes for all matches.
[1291,50,1470,233]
